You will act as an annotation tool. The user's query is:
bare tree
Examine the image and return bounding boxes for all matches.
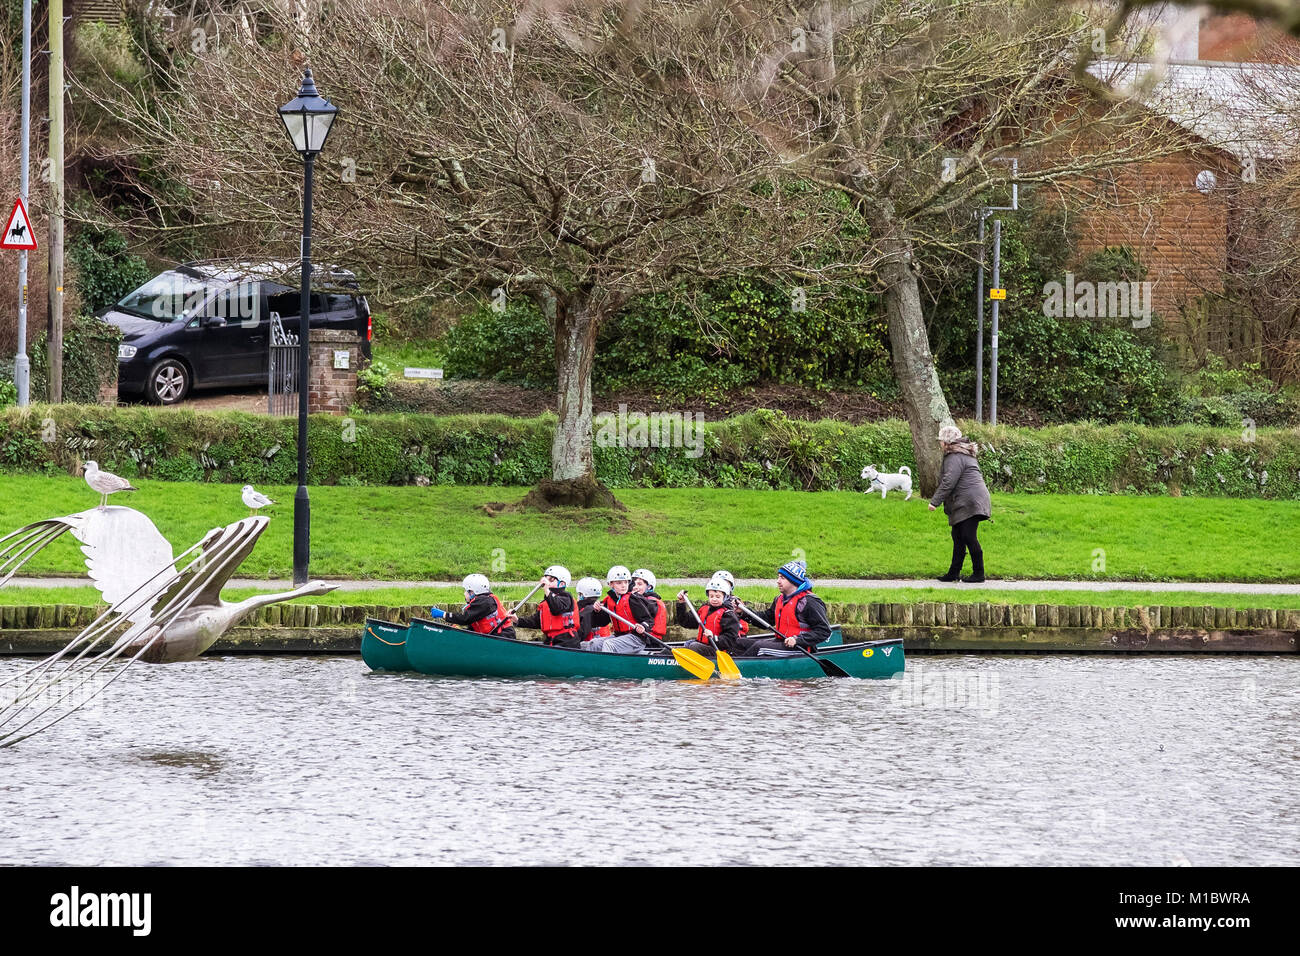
[83,0,1200,498]
[715,0,1199,491]
[1223,48,1300,380]
[84,0,862,504]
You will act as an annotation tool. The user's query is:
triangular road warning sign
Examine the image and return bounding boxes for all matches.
[1,198,37,251]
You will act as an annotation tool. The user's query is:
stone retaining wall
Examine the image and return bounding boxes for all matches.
[3,601,1298,633]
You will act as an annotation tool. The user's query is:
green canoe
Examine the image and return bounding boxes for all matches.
[362,617,904,680]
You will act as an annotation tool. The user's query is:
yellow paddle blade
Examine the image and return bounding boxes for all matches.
[715,649,742,680]
[671,647,716,681]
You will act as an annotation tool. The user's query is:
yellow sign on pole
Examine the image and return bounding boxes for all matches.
[989,288,1007,300]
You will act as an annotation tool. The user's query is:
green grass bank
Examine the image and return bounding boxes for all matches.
[2,476,1297,582]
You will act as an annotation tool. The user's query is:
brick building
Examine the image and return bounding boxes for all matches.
[1073,6,1300,366]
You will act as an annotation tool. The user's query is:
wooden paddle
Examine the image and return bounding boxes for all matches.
[602,606,715,681]
[734,600,851,679]
[680,593,741,680]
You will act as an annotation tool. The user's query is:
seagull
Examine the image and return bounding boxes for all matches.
[241,485,274,516]
[83,461,137,509]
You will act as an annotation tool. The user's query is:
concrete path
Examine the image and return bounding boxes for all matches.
[8,576,1300,595]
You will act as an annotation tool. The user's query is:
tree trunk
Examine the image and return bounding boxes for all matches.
[879,232,955,497]
[551,297,598,482]
[520,294,622,510]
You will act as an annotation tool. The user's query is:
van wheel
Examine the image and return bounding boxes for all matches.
[146,359,190,405]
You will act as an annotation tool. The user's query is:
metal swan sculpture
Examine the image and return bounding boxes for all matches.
[0,506,336,748]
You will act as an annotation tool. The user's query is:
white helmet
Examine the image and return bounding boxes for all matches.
[713,570,735,587]
[705,575,733,596]
[462,573,491,595]
[543,565,571,588]
[576,576,602,600]
[607,565,631,583]
[632,568,657,591]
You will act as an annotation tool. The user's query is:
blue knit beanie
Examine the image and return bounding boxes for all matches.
[778,560,808,586]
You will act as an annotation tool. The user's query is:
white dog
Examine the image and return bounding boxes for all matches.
[861,464,913,500]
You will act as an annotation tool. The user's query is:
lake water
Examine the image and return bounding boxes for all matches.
[1,654,1296,865]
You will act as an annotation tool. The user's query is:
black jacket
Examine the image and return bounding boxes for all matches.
[676,600,742,651]
[748,589,830,647]
[444,592,516,640]
[576,596,603,642]
[631,590,670,642]
[514,589,576,632]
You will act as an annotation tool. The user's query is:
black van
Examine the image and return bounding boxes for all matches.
[101,260,372,405]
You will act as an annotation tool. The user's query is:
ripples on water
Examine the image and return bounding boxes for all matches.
[1,655,1296,865]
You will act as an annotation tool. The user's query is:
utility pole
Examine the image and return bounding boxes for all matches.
[14,0,33,405]
[47,0,65,403]
[972,158,1018,424]
[974,211,987,423]
[990,218,1002,427]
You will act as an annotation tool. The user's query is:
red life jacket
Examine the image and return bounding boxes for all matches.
[645,594,668,640]
[467,593,509,635]
[773,590,808,640]
[539,596,577,642]
[696,603,728,645]
[601,592,633,634]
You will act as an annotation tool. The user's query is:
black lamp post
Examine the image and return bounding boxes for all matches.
[278,68,338,587]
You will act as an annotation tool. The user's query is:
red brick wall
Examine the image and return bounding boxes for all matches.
[1199,13,1300,63]
[307,329,360,415]
[1069,151,1232,322]
[1034,97,1238,342]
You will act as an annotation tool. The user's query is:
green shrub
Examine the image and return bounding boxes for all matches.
[76,21,147,87]
[1174,355,1300,427]
[441,277,888,401]
[1185,355,1271,397]
[2,404,1297,498]
[929,205,1180,423]
[68,225,152,315]
[357,359,392,399]
[442,303,554,388]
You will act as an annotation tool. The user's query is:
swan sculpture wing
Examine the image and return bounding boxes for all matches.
[0,512,311,748]
[0,505,340,748]
[0,507,176,625]
[61,508,177,624]
[150,516,267,613]
[0,518,74,588]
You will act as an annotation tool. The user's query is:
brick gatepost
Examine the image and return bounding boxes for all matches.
[307,329,361,414]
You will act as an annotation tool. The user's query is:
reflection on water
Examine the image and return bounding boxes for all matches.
[1,654,1296,865]
[135,750,227,776]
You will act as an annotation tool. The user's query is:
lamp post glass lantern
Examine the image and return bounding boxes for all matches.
[278,67,338,587]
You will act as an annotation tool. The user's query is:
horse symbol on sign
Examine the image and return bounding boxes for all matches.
[1,198,37,251]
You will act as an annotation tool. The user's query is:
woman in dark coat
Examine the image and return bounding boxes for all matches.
[928,425,992,583]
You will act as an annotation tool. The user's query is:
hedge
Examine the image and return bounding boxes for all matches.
[1,405,1298,497]
[29,318,122,405]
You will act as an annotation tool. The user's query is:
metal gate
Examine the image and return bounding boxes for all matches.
[268,314,300,416]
